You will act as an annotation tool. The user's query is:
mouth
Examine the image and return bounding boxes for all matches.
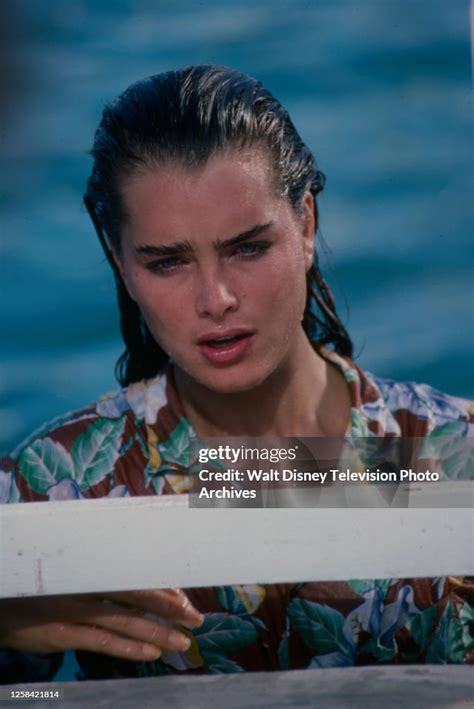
[203,335,246,348]
[197,329,254,346]
[196,331,255,366]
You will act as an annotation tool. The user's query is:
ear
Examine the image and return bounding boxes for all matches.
[301,191,315,271]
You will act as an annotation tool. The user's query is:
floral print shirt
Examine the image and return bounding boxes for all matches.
[1,349,473,682]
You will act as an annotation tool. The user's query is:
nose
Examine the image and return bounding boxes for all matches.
[194,264,239,320]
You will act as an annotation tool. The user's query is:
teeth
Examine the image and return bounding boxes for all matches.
[207,336,240,348]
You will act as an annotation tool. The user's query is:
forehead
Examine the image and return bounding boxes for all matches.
[119,148,284,243]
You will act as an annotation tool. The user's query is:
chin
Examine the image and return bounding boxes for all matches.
[198,367,270,396]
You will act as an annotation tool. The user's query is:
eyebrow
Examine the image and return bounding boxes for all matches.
[135,222,272,258]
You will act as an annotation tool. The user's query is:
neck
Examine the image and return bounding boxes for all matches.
[173,335,352,438]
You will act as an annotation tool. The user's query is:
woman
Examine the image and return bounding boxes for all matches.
[1,65,472,682]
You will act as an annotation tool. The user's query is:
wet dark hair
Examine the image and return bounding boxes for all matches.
[84,64,353,386]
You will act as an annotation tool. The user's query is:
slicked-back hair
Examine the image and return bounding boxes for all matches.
[84,65,353,386]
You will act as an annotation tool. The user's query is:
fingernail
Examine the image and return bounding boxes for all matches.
[183,612,205,629]
[180,597,203,621]
[143,645,161,660]
[168,631,192,652]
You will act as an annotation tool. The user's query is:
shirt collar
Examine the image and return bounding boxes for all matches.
[150,347,382,475]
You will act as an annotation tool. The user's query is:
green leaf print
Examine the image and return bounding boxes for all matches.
[158,419,191,467]
[10,410,95,461]
[216,586,267,632]
[18,438,74,494]
[308,651,353,668]
[441,449,474,481]
[426,603,465,664]
[350,409,370,437]
[151,474,167,495]
[359,637,397,662]
[347,579,391,598]
[193,613,257,656]
[344,368,360,385]
[459,603,474,651]
[405,605,438,650]
[71,418,125,490]
[217,587,246,615]
[288,599,352,658]
[420,437,458,462]
[200,652,244,674]
[420,422,472,480]
[426,421,468,439]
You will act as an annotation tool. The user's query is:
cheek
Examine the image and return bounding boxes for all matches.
[128,275,185,337]
[256,246,307,312]
[138,296,186,361]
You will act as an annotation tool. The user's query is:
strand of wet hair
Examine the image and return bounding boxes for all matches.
[84,195,168,385]
[304,261,353,357]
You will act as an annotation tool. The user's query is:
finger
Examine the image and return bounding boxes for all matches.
[63,596,193,651]
[154,588,200,618]
[100,589,204,629]
[65,623,163,662]
[0,618,160,663]
[86,601,192,653]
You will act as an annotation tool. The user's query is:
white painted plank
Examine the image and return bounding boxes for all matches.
[1,487,472,598]
[1,666,473,708]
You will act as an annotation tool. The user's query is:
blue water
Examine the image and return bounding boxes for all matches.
[1,0,473,456]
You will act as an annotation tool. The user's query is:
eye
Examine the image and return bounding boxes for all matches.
[146,256,183,274]
[233,241,271,259]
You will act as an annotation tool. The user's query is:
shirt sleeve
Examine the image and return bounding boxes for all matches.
[0,402,133,503]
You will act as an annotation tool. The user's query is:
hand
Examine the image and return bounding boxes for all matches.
[0,588,204,662]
